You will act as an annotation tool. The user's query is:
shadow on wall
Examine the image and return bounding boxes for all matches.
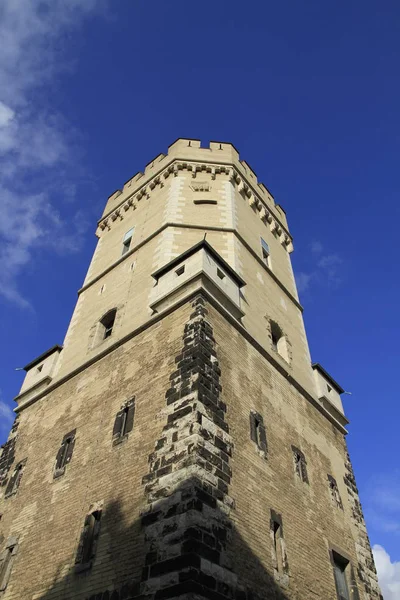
[36,475,291,600]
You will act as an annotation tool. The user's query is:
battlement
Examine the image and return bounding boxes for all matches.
[102,139,287,229]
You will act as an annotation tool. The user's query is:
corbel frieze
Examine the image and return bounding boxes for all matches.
[97,162,293,253]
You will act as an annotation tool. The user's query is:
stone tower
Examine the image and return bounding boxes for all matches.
[0,139,381,600]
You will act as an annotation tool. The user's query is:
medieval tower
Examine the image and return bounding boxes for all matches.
[0,139,381,600]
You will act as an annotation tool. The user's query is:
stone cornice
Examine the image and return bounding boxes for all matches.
[97,158,293,253]
[79,222,303,312]
[13,290,346,436]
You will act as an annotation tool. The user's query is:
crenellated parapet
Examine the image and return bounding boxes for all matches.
[97,139,293,253]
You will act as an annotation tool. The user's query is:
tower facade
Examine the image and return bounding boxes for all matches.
[0,139,381,600]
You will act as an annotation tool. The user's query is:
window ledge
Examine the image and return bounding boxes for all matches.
[112,434,129,447]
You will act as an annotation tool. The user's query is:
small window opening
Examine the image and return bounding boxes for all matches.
[121,228,134,256]
[54,430,76,478]
[0,543,17,592]
[269,321,289,361]
[327,384,332,393]
[175,265,185,276]
[273,522,284,574]
[37,364,43,373]
[270,511,288,579]
[101,309,116,340]
[261,238,270,268]
[292,446,308,484]
[332,551,351,600]
[217,268,225,280]
[250,412,268,456]
[75,509,102,571]
[5,460,26,498]
[328,475,343,509]
[113,399,135,445]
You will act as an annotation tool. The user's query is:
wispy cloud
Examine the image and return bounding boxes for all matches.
[295,241,343,294]
[0,0,106,307]
[364,471,400,535]
[373,545,400,600]
[0,396,14,432]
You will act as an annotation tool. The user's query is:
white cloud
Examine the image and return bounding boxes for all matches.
[295,272,313,293]
[0,398,14,432]
[0,0,106,307]
[373,545,400,600]
[295,242,343,296]
[310,240,323,254]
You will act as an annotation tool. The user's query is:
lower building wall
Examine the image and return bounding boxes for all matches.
[0,295,380,600]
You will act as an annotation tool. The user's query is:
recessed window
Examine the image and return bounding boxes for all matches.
[249,411,267,456]
[328,475,343,509]
[175,265,185,276]
[37,364,43,373]
[270,511,289,579]
[292,446,308,484]
[261,237,270,268]
[75,508,102,572]
[5,459,27,498]
[113,399,135,445]
[121,227,134,256]
[217,268,225,280]
[269,320,289,362]
[100,309,117,340]
[0,539,18,593]
[327,384,332,393]
[331,551,351,600]
[54,430,76,478]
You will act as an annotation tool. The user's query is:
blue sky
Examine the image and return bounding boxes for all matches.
[0,1,399,596]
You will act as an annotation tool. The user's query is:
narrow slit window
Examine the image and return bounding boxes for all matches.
[113,399,135,444]
[249,412,268,456]
[0,540,18,593]
[121,228,134,256]
[54,430,76,478]
[5,459,26,498]
[261,237,270,268]
[75,508,102,572]
[175,265,185,276]
[292,446,309,484]
[331,551,351,600]
[37,364,43,373]
[217,268,225,280]
[101,309,117,340]
[328,475,343,509]
[270,510,289,579]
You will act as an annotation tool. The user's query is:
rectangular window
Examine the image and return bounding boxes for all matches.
[249,411,268,456]
[121,227,134,256]
[292,446,309,484]
[0,538,18,592]
[75,508,102,572]
[175,265,185,276]
[54,430,76,478]
[113,399,135,445]
[332,551,350,600]
[261,237,270,267]
[270,510,288,578]
[328,475,343,509]
[5,459,27,498]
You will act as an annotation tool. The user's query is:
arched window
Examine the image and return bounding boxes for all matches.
[100,309,117,340]
[269,321,289,362]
